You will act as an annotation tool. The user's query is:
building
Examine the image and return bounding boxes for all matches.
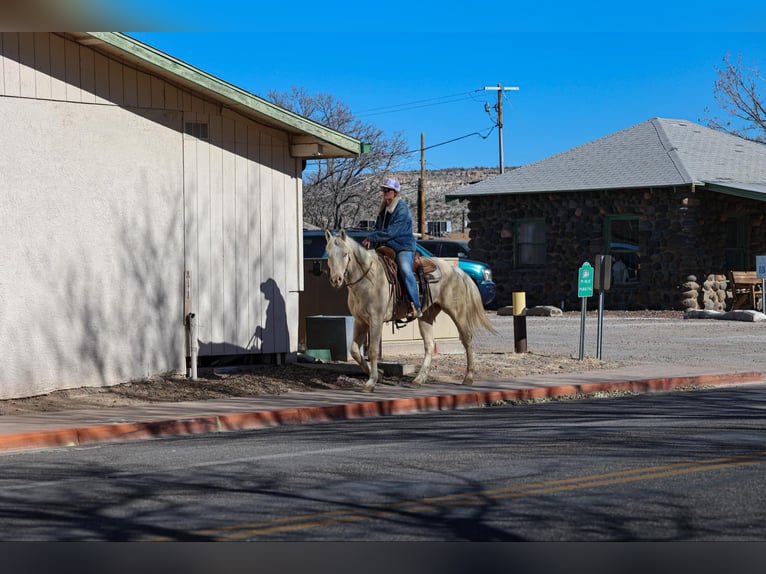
[447,118,766,310]
[0,32,363,400]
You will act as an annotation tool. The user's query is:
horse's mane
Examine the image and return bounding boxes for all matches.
[339,230,375,266]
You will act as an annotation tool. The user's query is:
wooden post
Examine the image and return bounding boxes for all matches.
[513,291,527,353]
[418,132,426,236]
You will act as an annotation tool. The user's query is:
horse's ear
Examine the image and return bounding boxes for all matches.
[339,229,347,241]
[324,228,332,243]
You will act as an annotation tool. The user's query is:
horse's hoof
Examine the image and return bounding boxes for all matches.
[461,378,474,386]
[412,377,426,387]
[363,382,376,393]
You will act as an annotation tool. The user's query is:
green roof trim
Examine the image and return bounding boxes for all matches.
[704,181,766,202]
[85,32,364,157]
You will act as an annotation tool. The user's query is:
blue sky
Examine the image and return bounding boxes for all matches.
[123,2,766,172]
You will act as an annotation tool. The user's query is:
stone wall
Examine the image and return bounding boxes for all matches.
[465,185,766,310]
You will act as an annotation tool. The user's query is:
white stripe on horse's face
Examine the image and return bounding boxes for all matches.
[326,236,350,289]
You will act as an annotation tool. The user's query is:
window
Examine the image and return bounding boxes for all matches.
[427,221,452,237]
[356,220,377,231]
[606,216,640,285]
[724,216,748,270]
[515,219,546,267]
[184,121,209,140]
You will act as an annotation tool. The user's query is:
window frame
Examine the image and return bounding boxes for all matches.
[605,215,641,286]
[514,218,546,268]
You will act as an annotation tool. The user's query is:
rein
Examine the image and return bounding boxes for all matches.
[343,248,374,287]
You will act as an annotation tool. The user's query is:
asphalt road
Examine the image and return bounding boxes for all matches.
[477,311,766,372]
[2,383,765,541]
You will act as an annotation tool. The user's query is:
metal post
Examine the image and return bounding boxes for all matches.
[579,296,587,360]
[189,313,198,380]
[596,255,606,360]
[512,291,527,353]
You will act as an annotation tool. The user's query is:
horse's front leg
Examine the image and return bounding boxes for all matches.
[349,319,370,376]
[412,313,436,386]
[362,321,384,392]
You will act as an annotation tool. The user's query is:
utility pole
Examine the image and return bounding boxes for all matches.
[418,132,426,236]
[483,83,519,174]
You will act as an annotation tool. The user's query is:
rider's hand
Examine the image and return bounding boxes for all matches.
[362,238,370,249]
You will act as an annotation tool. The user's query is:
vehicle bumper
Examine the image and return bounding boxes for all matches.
[477,280,496,306]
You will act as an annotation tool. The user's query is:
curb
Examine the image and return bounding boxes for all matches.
[0,371,763,453]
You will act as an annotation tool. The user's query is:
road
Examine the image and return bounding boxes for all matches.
[1,384,765,541]
[477,311,766,372]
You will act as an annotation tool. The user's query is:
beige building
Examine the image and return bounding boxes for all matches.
[0,32,363,400]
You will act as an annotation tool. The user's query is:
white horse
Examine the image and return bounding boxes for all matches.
[325,229,497,392]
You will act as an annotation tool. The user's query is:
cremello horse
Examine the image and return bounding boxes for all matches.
[325,229,497,392]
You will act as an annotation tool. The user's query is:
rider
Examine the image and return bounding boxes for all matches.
[362,178,423,319]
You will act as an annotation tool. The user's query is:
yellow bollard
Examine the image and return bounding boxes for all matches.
[512,291,528,353]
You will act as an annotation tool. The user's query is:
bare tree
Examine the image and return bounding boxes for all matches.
[705,53,766,143]
[268,87,409,229]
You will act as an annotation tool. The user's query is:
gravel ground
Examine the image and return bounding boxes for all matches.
[1,308,763,415]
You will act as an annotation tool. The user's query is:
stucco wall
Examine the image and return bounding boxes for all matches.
[0,99,185,398]
[0,32,304,399]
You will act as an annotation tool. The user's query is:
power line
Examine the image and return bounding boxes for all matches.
[394,125,497,158]
[356,90,484,117]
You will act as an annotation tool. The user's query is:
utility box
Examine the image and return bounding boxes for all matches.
[305,315,354,361]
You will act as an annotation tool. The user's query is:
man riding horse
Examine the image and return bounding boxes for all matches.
[362,178,423,320]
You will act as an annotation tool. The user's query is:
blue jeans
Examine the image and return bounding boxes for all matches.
[396,250,421,311]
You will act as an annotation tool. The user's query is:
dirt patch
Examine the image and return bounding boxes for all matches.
[0,351,622,416]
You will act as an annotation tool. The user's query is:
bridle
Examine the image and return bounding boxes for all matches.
[342,246,373,287]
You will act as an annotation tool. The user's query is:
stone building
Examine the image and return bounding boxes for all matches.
[447,118,766,310]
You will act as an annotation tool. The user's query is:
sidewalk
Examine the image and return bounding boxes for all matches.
[0,363,763,453]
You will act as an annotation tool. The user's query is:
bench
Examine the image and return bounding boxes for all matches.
[728,270,763,310]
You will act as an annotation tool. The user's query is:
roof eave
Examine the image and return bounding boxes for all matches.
[75,32,364,158]
[703,181,766,202]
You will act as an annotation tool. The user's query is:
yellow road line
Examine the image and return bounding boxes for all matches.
[149,452,766,541]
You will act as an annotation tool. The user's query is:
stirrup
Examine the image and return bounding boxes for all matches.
[406,302,423,321]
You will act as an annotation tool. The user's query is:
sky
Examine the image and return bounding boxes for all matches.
[29,0,766,173]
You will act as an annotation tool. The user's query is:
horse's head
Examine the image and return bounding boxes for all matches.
[325,229,351,289]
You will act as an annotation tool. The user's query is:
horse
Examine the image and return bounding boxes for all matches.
[324,229,497,392]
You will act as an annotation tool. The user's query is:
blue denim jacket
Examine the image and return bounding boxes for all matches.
[366,198,417,252]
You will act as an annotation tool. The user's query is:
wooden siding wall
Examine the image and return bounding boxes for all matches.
[183,111,299,356]
[0,32,300,400]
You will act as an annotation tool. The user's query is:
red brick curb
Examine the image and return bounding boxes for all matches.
[0,371,762,453]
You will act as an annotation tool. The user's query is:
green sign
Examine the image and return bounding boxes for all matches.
[578,262,594,298]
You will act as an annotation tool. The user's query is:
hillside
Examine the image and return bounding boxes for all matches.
[391,167,499,237]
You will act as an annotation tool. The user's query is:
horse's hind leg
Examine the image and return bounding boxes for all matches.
[412,313,436,386]
[456,324,475,385]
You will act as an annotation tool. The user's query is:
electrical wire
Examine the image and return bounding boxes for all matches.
[356,89,486,117]
[396,125,497,158]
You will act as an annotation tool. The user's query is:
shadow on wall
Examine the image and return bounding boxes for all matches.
[253,278,289,354]
[200,278,290,366]
[40,183,184,389]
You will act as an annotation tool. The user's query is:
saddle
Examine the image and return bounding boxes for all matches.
[375,246,441,322]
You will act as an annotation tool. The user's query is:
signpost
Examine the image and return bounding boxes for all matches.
[578,262,594,359]
[594,254,612,359]
[757,255,766,312]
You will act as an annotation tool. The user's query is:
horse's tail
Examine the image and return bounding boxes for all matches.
[459,271,498,337]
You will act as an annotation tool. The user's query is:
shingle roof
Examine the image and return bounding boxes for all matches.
[448,118,766,199]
